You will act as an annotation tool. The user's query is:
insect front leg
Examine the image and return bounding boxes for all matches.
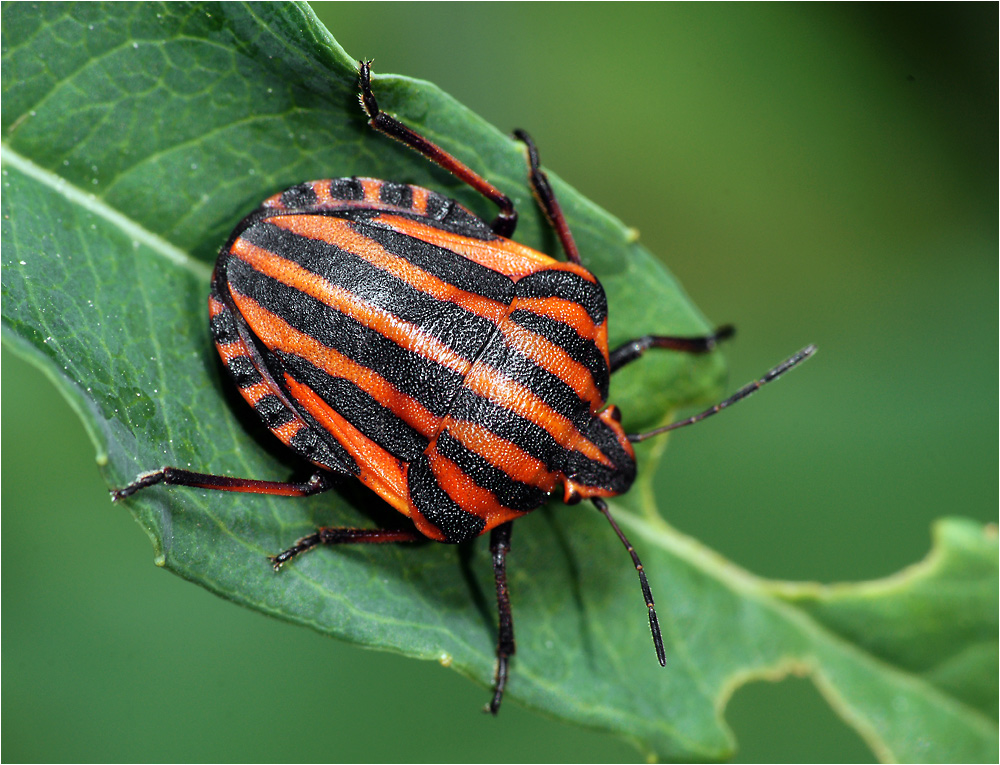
[358,61,518,237]
[608,325,735,373]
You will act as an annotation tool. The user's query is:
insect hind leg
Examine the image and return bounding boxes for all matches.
[111,468,335,502]
[270,527,422,570]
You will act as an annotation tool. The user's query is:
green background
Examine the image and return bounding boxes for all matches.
[3,3,995,762]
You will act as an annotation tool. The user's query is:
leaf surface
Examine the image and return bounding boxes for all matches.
[2,3,995,760]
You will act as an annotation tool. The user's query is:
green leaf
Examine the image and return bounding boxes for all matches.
[2,3,995,761]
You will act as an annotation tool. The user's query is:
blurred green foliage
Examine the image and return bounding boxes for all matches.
[3,3,996,762]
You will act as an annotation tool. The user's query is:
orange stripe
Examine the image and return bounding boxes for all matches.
[232,237,473,377]
[272,419,303,444]
[513,295,601,342]
[284,375,409,515]
[311,180,334,207]
[425,450,529,532]
[426,450,496,516]
[411,185,428,215]
[602,406,635,461]
[261,190,284,210]
[265,215,511,323]
[230,291,444,439]
[374,213,558,279]
[445,419,560,492]
[361,178,382,204]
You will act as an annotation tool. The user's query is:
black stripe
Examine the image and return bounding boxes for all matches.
[598,421,635,493]
[332,205,499,241]
[330,178,364,201]
[239,221,500,362]
[408,189,497,240]
[210,308,239,346]
[424,192,449,221]
[435,431,547,513]
[227,355,263,389]
[350,219,511,301]
[515,269,607,325]
[279,352,429,461]
[436,203,497,239]
[448,389,567,473]
[565,415,635,495]
[509,309,610,400]
[255,394,294,428]
[379,182,413,209]
[407,455,486,543]
[227,257,462,417]
[477,336,594,429]
[280,183,317,210]
[289,426,358,476]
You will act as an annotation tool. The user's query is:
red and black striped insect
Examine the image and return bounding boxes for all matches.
[114,61,814,713]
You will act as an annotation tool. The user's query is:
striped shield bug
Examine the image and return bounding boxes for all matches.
[113,61,815,714]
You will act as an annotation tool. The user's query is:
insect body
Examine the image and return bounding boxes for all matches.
[114,61,814,713]
[213,176,633,545]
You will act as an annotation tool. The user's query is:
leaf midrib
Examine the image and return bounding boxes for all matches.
[2,146,212,283]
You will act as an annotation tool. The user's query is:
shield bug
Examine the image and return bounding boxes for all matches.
[113,61,815,713]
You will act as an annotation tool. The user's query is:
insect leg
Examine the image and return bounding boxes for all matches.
[593,497,666,667]
[628,345,817,442]
[113,468,421,568]
[358,61,518,237]
[111,467,335,501]
[486,521,516,715]
[270,527,422,570]
[512,129,582,265]
[609,325,735,373]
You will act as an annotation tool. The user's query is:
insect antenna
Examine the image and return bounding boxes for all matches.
[628,345,817,443]
[593,497,666,667]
